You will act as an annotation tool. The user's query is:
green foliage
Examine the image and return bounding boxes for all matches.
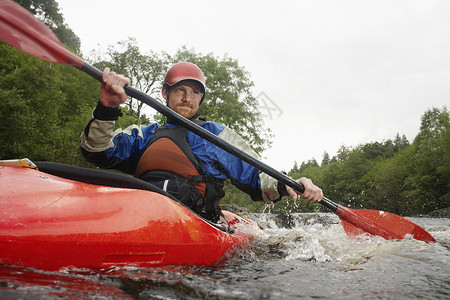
[13,0,80,53]
[92,38,168,120]
[321,152,330,166]
[115,106,151,129]
[0,42,98,165]
[220,181,266,212]
[229,108,447,216]
[282,107,449,216]
[404,107,450,214]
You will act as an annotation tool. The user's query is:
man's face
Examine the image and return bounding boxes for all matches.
[163,81,203,119]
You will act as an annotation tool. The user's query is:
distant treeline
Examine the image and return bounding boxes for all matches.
[225,107,449,216]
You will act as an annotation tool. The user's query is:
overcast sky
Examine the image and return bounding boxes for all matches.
[57,0,450,171]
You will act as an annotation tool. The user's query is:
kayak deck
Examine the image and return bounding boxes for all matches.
[0,163,257,271]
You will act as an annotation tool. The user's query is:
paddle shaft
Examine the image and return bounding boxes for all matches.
[1,0,437,242]
[81,64,339,210]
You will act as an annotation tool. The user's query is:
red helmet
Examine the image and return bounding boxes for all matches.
[164,62,206,101]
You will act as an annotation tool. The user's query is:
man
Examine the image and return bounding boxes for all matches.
[80,62,323,222]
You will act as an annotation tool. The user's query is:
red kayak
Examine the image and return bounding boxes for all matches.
[0,159,258,271]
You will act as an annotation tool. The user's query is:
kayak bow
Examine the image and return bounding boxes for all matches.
[0,161,257,271]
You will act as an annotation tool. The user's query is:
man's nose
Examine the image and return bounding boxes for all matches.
[182,91,195,101]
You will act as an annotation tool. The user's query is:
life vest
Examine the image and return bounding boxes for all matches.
[135,121,225,222]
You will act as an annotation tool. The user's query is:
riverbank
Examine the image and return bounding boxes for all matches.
[425,207,450,218]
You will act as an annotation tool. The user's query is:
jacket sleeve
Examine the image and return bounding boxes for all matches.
[218,126,285,203]
[194,124,284,204]
[80,102,154,174]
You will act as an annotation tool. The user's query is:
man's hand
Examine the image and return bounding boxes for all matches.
[286,177,323,203]
[99,67,131,108]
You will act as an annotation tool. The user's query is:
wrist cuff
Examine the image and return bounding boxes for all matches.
[93,101,123,120]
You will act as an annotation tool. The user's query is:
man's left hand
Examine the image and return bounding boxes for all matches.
[286,177,323,203]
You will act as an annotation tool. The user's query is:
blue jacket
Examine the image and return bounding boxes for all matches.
[80,103,282,203]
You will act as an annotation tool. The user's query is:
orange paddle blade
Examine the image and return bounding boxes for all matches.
[336,206,436,243]
[0,0,84,67]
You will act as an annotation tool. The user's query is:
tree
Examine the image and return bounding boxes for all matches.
[361,147,414,215]
[0,42,98,164]
[14,0,80,53]
[92,38,168,120]
[289,161,300,175]
[299,158,319,173]
[361,141,391,159]
[405,107,450,214]
[0,2,95,164]
[334,145,351,162]
[321,151,330,166]
[416,107,449,141]
[393,133,410,152]
[438,123,450,207]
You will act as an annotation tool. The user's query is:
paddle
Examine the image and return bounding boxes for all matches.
[0,0,436,243]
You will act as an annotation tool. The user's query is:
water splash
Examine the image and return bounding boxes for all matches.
[0,213,448,299]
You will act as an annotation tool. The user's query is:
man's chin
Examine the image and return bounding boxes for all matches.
[175,109,195,119]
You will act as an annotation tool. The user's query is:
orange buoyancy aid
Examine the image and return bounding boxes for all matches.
[134,122,225,222]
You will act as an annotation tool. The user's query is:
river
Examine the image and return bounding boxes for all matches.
[0,213,449,299]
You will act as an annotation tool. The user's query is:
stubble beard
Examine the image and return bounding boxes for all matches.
[174,104,196,119]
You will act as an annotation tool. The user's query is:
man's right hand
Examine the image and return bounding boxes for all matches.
[99,67,131,108]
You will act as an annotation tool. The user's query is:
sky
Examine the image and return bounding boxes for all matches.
[57,0,450,171]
